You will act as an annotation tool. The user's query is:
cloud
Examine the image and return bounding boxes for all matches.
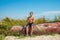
[34,11,60,19]
[40,11,60,16]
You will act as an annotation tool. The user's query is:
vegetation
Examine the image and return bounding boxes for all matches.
[0,34,5,40]
[0,16,60,39]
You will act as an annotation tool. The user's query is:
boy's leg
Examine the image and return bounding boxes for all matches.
[26,26,28,36]
[30,25,33,36]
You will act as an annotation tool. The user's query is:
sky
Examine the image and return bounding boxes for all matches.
[0,0,60,20]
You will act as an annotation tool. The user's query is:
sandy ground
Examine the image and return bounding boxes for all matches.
[4,34,60,40]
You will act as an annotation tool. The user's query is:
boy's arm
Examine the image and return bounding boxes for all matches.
[32,17,35,22]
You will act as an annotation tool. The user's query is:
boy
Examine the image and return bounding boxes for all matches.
[26,12,34,36]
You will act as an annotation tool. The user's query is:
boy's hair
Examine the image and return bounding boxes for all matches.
[30,12,33,14]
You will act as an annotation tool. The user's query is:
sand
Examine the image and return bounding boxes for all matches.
[4,34,60,40]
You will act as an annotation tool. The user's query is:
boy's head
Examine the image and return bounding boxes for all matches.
[30,12,33,17]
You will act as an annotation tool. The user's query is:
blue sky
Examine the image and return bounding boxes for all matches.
[0,0,60,19]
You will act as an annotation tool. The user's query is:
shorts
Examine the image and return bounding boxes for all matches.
[26,22,34,28]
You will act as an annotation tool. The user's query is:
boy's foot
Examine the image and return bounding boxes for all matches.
[26,34,28,36]
[29,34,32,37]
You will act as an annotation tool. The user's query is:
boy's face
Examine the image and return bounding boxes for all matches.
[30,13,33,17]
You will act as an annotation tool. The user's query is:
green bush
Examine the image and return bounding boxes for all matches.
[0,34,5,40]
[0,16,60,36]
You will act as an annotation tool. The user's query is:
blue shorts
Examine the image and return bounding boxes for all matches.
[26,22,34,28]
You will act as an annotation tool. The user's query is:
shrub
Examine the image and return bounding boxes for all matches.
[0,34,5,40]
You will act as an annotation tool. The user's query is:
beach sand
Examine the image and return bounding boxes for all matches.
[4,34,60,40]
